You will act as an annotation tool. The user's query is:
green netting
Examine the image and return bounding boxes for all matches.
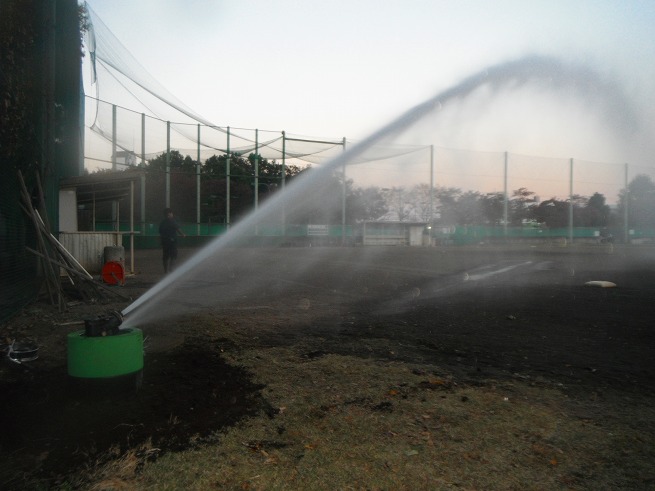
[0,179,40,323]
[1,0,83,322]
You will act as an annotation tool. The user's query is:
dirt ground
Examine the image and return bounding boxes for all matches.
[1,244,654,489]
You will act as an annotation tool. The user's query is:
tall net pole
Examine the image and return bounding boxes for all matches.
[226,127,231,229]
[430,145,434,244]
[624,163,629,244]
[283,135,347,242]
[196,123,201,236]
[112,104,117,170]
[503,151,509,238]
[568,158,574,243]
[341,137,347,245]
[141,113,146,234]
[281,131,286,236]
[141,113,146,165]
[165,120,171,208]
[254,129,259,210]
[281,131,286,189]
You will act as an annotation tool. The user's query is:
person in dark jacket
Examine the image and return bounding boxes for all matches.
[159,208,185,273]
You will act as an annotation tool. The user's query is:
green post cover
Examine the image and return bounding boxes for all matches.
[67,328,144,378]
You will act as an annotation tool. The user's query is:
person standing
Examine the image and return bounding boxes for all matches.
[159,208,185,273]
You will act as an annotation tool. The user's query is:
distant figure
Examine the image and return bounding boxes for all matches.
[159,208,185,273]
[599,228,614,244]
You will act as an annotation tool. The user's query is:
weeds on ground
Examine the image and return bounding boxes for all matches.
[74,341,655,491]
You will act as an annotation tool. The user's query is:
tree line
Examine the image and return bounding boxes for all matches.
[93,151,655,230]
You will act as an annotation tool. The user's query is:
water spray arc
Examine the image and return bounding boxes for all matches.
[120,54,636,328]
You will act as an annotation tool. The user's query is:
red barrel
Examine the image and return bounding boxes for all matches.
[102,261,125,285]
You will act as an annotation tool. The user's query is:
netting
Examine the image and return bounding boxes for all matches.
[81,3,652,248]
[1,0,83,322]
[84,3,351,168]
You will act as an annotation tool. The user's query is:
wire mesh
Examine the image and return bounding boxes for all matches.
[82,99,643,239]
[80,6,652,244]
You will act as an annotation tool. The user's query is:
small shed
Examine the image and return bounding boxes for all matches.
[362,221,430,246]
[59,169,145,274]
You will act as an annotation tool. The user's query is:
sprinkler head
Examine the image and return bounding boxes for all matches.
[84,310,124,337]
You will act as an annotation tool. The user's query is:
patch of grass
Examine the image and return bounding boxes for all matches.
[74,338,655,491]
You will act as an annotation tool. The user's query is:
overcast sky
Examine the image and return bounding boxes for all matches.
[85,0,655,170]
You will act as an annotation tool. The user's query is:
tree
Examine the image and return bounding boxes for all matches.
[201,153,252,223]
[434,187,462,225]
[532,198,568,228]
[509,187,538,225]
[480,192,505,225]
[251,154,303,184]
[203,154,225,178]
[401,184,437,223]
[581,192,610,227]
[455,191,483,225]
[381,187,408,221]
[200,152,305,224]
[618,174,655,229]
[146,150,195,174]
[348,186,387,222]
[139,151,196,221]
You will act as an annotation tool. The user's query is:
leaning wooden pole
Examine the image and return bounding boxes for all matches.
[17,171,63,308]
[34,210,93,280]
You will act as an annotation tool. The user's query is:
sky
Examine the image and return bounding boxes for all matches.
[84,0,655,183]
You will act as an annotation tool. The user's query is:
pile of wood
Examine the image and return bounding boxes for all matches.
[18,171,130,310]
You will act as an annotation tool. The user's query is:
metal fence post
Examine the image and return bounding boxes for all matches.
[624,163,629,244]
[111,104,117,170]
[430,145,434,244]
[226,126,230,229]
[165,120,170,208]
[196,123,201,236]
[569,158,574,243]
[141,113,146,234]
[254,129,259,211]
[503,151,508,238]
[341,137,347,245]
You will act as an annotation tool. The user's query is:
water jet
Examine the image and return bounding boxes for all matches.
[117,55,638,330]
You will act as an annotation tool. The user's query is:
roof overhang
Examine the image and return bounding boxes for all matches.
[60,169,146,205]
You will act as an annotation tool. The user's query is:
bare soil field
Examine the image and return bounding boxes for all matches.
[1,244,654,489]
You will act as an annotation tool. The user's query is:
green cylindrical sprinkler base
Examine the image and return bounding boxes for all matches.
[67,328,144,379]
